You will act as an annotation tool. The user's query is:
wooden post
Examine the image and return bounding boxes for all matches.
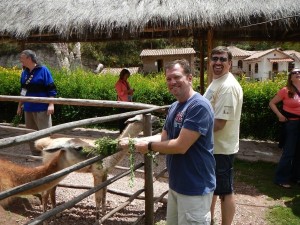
[143,114,154,225]
[207,29,214,85]
[18,41,25,51]
[199,31,205,94]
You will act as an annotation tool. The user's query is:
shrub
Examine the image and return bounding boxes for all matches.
[240,76,286,140]
[0,67,287,141]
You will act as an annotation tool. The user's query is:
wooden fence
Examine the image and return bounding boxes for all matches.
[0,95,169,225]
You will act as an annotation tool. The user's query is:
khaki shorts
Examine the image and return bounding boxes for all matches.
[166,189,213,225]
[25,111,52,152]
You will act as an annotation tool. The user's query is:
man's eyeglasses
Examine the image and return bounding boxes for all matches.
[211,56,228,62]
[291,71,300,75]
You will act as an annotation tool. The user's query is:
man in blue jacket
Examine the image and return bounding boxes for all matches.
[17,49,57,156]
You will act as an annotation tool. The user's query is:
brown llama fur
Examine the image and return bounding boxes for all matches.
[0,138,94,213]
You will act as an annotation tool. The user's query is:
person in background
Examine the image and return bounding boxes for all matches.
[120,59,216,225]
[269,67,300,188]
[17,49,57,156]
[204,46,243,225]
[115,68,135,133]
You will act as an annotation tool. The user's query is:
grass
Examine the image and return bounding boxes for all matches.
[234,159,300,225]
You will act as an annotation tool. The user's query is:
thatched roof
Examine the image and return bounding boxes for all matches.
[0,0,299,42]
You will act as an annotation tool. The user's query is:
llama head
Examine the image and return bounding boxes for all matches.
[120,114,159,139]
[37,137,95,167]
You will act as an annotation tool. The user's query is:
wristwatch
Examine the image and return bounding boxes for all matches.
[148,142,153,151]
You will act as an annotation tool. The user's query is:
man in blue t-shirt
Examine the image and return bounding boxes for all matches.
[120,59,215,225]
[17,49,57,156]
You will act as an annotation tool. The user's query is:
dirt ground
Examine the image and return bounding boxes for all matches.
[0,126,282,225]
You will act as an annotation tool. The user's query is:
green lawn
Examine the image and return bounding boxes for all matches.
[235,160,300,225]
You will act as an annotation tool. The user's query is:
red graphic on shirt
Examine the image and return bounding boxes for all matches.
[175,112,184,123]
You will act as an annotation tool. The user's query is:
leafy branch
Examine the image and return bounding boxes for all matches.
[11,114,22,127]
[128,138,136,188]
[82,137,158,188]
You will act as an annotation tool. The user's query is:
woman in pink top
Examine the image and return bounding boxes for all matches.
[115,68,134,133]
[269,68,300,188]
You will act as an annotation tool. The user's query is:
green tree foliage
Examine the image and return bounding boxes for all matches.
[80,38,195,68]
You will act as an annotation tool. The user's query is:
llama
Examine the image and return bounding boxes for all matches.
[0,138,95,213]
[36,114,158,219]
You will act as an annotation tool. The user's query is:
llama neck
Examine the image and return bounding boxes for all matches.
[102,123,142,169]
[119,123,142,139]
[18,154,61,185]
[0,153,62,196]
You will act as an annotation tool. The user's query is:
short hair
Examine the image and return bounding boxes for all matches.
[165,59,192,76]
[211,46,233,61]
[119,68,130,79]
[21,49,38,64]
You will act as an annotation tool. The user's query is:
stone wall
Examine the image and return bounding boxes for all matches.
[0,43,82,70]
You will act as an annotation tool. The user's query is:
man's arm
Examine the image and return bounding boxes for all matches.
[17,102,23,115]
[133,128,200,155]
[214,118,226,132]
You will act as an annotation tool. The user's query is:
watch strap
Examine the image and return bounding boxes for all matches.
[148,141,153,151]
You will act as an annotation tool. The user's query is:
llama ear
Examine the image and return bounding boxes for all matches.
[125,114,159,124]
[125,114,142,124]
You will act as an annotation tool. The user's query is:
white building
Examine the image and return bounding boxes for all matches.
[227,46,253,76]
[140,48,196,74]
[228,46,300,80]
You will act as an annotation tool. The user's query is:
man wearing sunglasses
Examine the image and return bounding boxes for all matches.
[204,46,243,225]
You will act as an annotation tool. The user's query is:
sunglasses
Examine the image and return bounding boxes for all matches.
[211,56,228,62]
[291,71,300,75]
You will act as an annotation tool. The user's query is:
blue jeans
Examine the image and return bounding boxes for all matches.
[274,120,300,184]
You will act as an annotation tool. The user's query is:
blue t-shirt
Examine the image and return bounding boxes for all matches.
[20,65,57,112]
[164,92,216,195]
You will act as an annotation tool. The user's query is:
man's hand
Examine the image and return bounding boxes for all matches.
[17,104,23,116]
[135,140,149,154]
[119,138,149,154]
[47,103,54,115]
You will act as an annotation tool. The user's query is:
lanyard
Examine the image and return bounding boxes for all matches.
[25,73,34,85]
[24,67,37,86]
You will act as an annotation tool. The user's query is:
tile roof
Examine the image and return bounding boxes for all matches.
[140,48,195,57]
[243,48,293,61]
[243,49,274,60]
[269,58,294,62]
[284,50,300,61]
[227,46,252,57]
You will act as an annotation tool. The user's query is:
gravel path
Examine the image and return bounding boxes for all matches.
[0,126,280,224]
